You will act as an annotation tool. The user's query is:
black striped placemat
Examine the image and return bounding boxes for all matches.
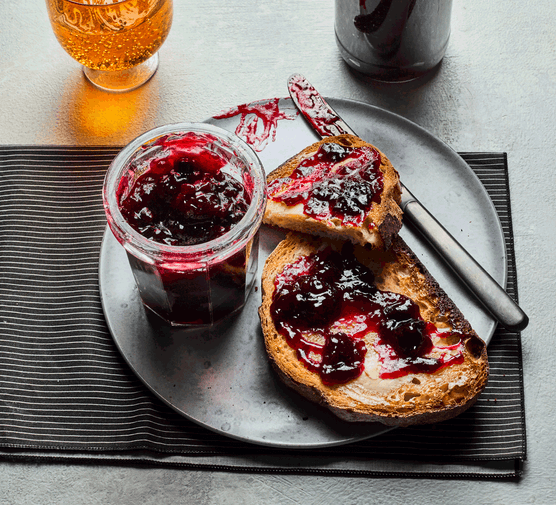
[0,147,525,478]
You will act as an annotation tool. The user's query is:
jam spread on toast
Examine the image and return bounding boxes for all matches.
[117,133,250,246]
[271,245,464,384]
[267,142,384,227]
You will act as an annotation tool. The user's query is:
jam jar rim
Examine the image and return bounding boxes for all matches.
[103,122,267,264]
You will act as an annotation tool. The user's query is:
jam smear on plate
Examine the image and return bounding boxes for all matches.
[213,98,297,152]
[270,244,464,384]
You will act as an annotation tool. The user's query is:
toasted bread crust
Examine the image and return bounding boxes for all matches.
[259,232,489,426]
[263,135,403,249]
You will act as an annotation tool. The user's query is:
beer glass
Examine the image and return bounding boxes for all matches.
[46,0,173,92]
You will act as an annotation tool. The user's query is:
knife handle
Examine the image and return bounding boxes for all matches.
[400,185,529,332]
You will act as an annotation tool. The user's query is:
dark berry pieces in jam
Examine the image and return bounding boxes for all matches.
[320,333,367,385]
[271,245,464,384]
[118,133,251,247]
[115,132,256,326]
[267,142,383,226]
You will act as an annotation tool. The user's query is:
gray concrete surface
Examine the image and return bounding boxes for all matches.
[1,0,555,503]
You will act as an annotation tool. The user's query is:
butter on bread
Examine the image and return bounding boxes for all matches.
[263,134,403,249]
[258,232,489,426]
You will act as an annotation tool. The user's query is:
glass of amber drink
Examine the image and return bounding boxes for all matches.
[46,0,173,92]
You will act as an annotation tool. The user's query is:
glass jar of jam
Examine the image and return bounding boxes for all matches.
[103,123,267,327]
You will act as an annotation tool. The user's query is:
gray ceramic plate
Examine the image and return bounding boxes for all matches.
[99,97,506,448]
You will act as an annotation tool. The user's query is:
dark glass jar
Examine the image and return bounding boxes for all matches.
[335,0,453,81]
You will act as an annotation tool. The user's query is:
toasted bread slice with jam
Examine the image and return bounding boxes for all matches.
[259,232,489,426]
[263,134,403,249]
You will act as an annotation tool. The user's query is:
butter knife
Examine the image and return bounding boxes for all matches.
[287,73,528,332]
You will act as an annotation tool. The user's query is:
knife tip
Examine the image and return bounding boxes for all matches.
[288,73,305,84]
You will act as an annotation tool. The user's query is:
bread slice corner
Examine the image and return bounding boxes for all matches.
[263,134,403,249]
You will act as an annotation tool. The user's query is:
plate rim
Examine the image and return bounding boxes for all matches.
[99,96,506,449]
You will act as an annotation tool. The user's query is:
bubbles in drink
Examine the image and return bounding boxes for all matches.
[46,0,173,71]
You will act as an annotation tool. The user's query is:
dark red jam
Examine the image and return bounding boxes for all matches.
[118,133,250,246]
[288,74,351,137]
[116,132,255,326]
[267,142,383,227]
[271,244,464,384]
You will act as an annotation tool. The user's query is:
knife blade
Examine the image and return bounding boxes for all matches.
[287,73,528,332]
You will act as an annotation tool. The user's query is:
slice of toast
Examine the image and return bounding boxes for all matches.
[263,134,403,249]
[259,232,489,426]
